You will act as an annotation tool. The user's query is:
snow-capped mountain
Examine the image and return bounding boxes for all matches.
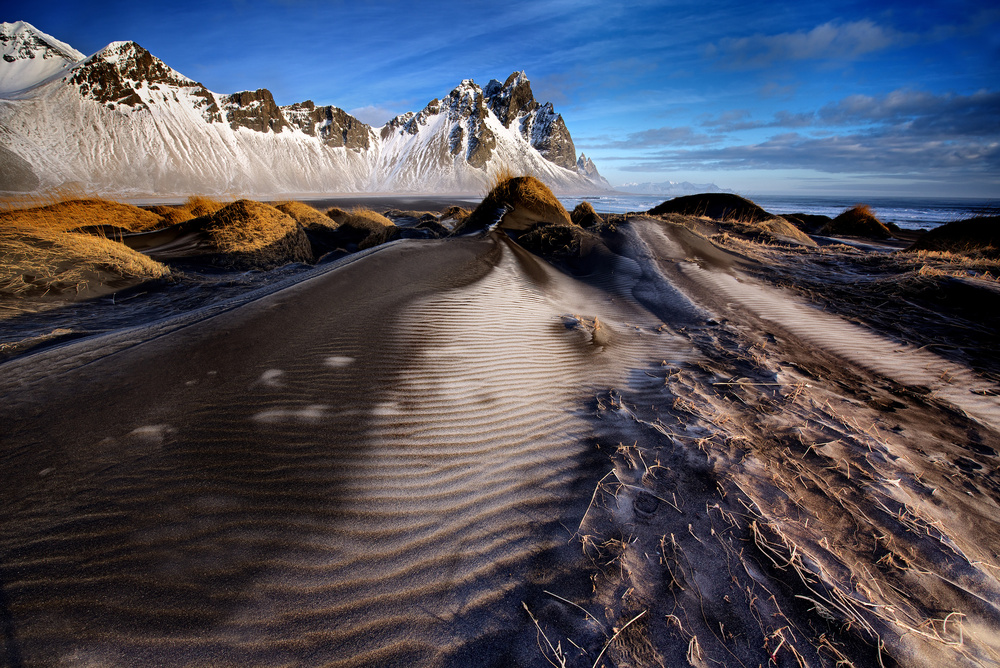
[616,181,732,196]
[0,21,84,95]
[577,154,611,189]
[0,22,610,196]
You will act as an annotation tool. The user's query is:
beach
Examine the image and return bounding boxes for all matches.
[1,198,999,667]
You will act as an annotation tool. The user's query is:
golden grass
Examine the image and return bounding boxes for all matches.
[0,225,169,296]
[571,201,596,221]
[203,200,302,252]
[273,201,336,231]
[459,175,571,233]
[325,207,349,225]
[823,204,891,239]
[145,196,229,227]
[0,198,164,233]
[440,206,471,221]
[342,208,394,231]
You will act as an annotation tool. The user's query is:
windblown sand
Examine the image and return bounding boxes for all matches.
[1,215,998,667]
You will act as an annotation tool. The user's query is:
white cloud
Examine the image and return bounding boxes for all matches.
[707,20,903,68]
[348,105,398,127]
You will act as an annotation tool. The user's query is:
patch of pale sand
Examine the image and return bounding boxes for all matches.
[217,236,698,664]
[637,219,1000,431]
[0,233,701,667]
[681,264,1000,429]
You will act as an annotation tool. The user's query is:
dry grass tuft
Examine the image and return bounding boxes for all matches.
[325,207,349,225]
[906,216,1000,258]
[457,175,571,233]
[337,208,399,250]
[342,208,394,231]
[822,204,892,239]
[649,193,771,223]
[571,201,604,228]
[0,225,169,297]
[0,198,164,233]
[201,199,312,268]
[273,200,337,231]
[145,196,228,227]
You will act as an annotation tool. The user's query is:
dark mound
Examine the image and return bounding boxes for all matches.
[906,216,1000,258]
[648,193,771,223]
[517,223,593,259]
[783,213,833,235]
[326,207,349,225]
[456,176,571,234]
[125,200,313,270]
[324,209,400,251]
[820,205,892,240]
[570,202,603,229]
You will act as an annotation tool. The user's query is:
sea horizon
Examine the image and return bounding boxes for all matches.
[563,193,1000,231]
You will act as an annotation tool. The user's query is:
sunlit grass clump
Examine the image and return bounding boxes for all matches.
[0,197,164,233]
[0,225,169,297]
[456,174,571,234]
[200,199,313,268]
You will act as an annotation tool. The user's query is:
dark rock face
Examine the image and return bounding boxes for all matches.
[485,71,577,170]
[69,42,220,121]
[377,71,582,173]
[283,101,372,150]
[0,23,79,63]
[222,89,289,134]
[525,104,577,170]
[484,71,539,127]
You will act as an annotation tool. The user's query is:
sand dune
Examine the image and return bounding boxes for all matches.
[2,216,999,667]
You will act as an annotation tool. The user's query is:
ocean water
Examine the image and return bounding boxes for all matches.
[559,194,999,231]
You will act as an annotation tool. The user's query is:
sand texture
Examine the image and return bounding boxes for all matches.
[1,215,999,667]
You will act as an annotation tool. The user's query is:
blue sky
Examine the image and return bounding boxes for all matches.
[9,0,999,197]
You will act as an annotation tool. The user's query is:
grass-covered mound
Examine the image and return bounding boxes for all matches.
[820,204,892,239]
[440,206,470,222]
[649,193,771,223]
[743,217,816,247]
[325,207,349,225]
[273,201,343,257]
[274,201,335,231]
[0,198,164,234]
[146,196,228,227]
[782,212,834,235]
[333,208,400,251]
[0,225,170,297]
[570,201,603,229]
[518,223,593,258]
[456,175,571,234]
[906,216,1000,258]
[200,199,313,269]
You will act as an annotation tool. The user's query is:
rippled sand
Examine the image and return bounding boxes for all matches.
[2,218,999,667]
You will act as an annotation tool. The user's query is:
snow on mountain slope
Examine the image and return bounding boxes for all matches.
[0,23,610,196]
[0,21,85,95]
[0,40,374,195]
[373,77,601,192]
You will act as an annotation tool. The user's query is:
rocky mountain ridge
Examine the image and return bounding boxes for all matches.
[0,21,609,195]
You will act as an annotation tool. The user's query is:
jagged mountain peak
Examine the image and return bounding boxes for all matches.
[76,40,192,87]
[1,21,85,62]
[282,100,373,151]
[68,39,220,121]
[484,70,538,128]
[0,21,86,95]
[0,28,610,195]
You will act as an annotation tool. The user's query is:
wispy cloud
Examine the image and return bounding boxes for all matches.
[602,89,1000,180]
[581,125,722,149]
[706,19,903,68]
[348,105,399,127]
